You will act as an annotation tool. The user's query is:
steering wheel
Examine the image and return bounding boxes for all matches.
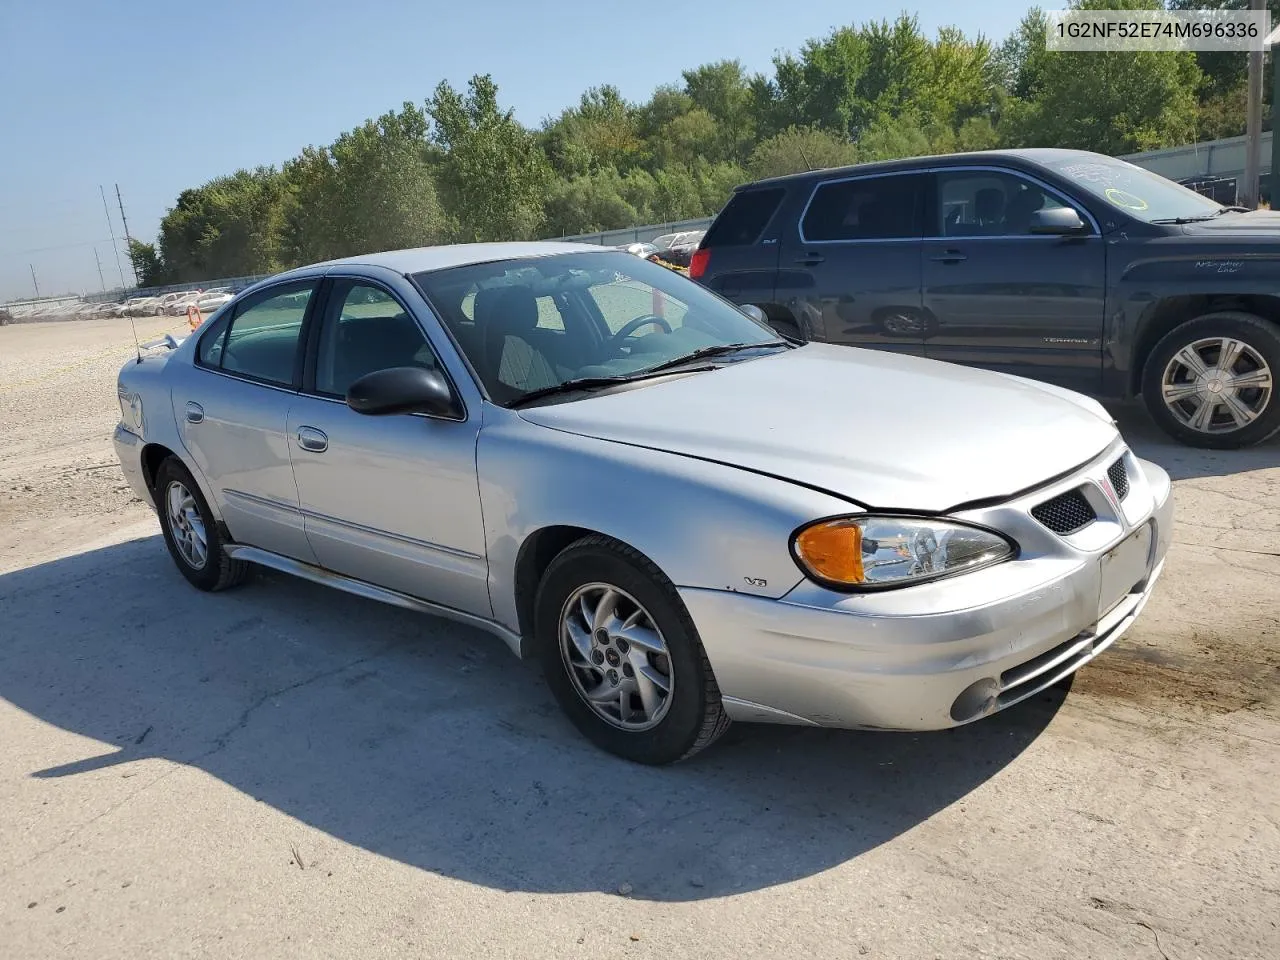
[608,314,672,349]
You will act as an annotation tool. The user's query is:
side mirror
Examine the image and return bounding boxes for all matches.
[1029,207,1088,235]
[346,366,459,418]
[739,303,768,324]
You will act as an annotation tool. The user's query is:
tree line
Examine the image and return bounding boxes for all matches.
[129,0,1273,287]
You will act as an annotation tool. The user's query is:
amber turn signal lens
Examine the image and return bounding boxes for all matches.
[794,520,865,584]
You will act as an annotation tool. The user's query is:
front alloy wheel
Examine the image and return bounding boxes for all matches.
[559,583,674,731]
[535,534,730,764]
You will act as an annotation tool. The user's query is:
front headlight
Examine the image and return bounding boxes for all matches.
[791,515,1016,591]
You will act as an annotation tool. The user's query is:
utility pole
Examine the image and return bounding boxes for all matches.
[94,248,107,292]
[115,183,139,286]
[1268,23,1280,206]
[29,264,40,299]
[1242,0,1266,207]
[99,184,128,291]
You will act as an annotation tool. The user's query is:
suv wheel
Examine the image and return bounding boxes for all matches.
[1142,311,1280,449]
[534,535,730,764]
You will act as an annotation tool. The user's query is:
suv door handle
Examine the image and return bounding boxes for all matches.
[930,250,967,263]
[184,401,204,424]
[794,253,825,266]
[296,426,328,453]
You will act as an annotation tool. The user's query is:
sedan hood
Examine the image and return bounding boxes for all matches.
[518,344,1118,512]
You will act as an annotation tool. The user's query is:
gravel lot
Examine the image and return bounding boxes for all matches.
[1,317,1278,960]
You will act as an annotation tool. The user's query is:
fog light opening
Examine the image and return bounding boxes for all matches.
[951,678,1000,724]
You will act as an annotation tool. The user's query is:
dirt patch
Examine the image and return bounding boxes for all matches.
[1074,634,1280,716]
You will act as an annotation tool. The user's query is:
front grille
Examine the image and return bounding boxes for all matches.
[1031,488,1097,535]
[1107,457,1130,501]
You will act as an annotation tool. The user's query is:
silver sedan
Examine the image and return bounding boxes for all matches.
[113,242,1173,763]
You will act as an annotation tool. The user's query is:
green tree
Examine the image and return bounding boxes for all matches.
[542,169,639,236]
[1002,0,1201,154]
[127,239,167,287]
[156,167,285,282]
[747,126,859,178]
[280,104,444,264]
[428,74,552,241]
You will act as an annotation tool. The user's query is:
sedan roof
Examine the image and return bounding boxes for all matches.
[309,241,610,277]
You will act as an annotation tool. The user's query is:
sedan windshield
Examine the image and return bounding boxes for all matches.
[413,251,784,405]
[1042,154,1224,224]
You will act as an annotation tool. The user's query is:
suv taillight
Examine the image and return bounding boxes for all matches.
[688,248,710,280]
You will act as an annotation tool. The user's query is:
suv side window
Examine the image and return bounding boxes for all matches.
[314,280,439,397]
[201,281,316,387]
[801,174,924,242]
[935,169,1090,237]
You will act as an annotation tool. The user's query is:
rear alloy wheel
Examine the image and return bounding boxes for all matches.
[154,457,251,592]
[1143,312,1280,449]
[535,535,730,764]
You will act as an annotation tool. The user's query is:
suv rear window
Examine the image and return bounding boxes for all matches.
[702,188,785,247]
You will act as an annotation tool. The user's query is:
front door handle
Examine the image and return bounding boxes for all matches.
[296,426,328,453]
[930,250,967,263]
[185,401,204,424]
[794,253,825,266]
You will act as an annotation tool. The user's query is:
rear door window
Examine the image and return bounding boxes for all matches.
[703,188,785,247]
[202,282,315,387]
[801,174,925,242]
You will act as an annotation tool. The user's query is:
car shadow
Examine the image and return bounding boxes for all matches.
[1109,400,1280,480]
[1,535,1064,902]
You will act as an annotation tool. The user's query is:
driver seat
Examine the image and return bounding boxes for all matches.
[473,285,559,395]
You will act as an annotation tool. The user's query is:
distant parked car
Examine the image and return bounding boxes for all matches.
[194,292,233,313]
[691,147,1280,449]
[166,292,205,316]
[619,241,659,259]
[113,242,1172,764]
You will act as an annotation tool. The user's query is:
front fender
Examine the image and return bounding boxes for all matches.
[477,413,859,635]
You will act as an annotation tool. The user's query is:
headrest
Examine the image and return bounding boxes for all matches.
[474,284,539,339]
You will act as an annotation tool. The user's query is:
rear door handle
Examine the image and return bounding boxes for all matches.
[794,253,825,266]
[296,426,328,453]
[184,401,204,424]
[930,250,967,263]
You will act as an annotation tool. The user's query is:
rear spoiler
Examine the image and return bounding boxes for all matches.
[141,333,184,352]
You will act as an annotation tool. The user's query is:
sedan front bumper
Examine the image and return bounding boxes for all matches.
[682,452,1174,731]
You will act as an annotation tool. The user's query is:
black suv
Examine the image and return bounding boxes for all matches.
[690,148,1280,449]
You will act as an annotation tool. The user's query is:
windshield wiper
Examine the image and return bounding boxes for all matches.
[508,366,719,407]
[641,340,788,374]
[1152,206,1249,224]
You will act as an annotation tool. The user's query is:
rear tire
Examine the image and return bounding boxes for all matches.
[154,457,251,592]
[534,535,730,764]
[1142,312,1280,449]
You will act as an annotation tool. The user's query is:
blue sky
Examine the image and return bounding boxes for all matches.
[0,0,1029,300]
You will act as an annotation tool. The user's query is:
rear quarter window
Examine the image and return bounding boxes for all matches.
[703,188,785,247]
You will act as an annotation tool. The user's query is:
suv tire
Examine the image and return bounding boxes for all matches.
[1142,311,1280,449]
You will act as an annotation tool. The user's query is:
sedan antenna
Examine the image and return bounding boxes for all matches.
[127,307,142,363]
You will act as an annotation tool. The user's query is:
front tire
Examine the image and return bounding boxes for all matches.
[534,535,730,764]
[155,457,251,592]
[1142,312,1280,449]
